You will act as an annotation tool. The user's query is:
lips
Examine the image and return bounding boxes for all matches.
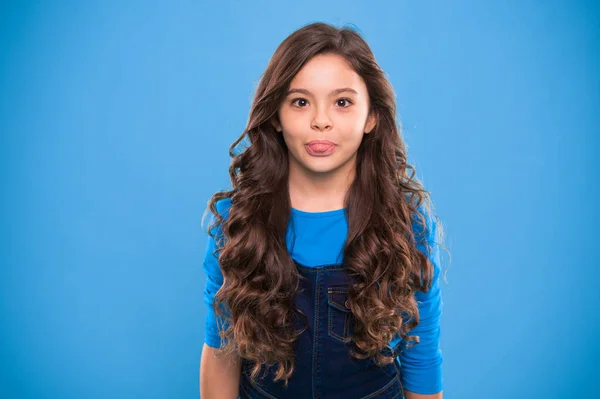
[307,143,334,152]
[306,140,335,152]
[305,140,336,156]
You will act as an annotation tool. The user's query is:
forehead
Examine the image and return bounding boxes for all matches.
[288,53,367,95]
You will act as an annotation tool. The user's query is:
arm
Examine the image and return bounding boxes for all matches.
[200,343,241,399]
[399,209,444,396]
[199,199,240,398]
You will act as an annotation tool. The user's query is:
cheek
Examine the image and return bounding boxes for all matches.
[338,121,367,142]
[337,115,364,134]
[281,132,304,153]
[280,121,306,144]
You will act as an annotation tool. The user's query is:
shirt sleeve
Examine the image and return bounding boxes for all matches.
[201,198,232,349]
[399,208,444,394]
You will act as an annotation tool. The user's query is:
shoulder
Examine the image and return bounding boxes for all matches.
[215,196,233,218]
[411,199,438,244]
[410,199,443,290]
[202,195,233,236]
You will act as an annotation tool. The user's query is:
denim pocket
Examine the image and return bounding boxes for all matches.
[327,286,353,343]
[359,373,404,399]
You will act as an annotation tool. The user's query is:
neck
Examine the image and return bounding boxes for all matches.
[288,157,356,212]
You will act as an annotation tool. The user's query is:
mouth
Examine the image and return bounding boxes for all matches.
[305,142,336,157]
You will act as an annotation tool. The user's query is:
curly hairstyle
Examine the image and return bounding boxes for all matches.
[202,21,448,387]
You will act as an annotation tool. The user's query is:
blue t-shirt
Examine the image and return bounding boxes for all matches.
[202,197,443,395]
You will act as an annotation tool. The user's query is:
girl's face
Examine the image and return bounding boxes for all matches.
[271,53,377,179]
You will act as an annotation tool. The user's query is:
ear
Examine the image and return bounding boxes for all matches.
[271,117,282,132]
[365,109,378,134]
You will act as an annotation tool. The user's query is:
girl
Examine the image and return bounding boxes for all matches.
[200,22,447,399]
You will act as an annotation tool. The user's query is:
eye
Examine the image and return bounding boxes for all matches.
[291,98,308,107]
[336,98,353,108]
[290,97,354,108]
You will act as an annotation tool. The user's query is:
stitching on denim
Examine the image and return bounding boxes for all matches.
[248,380,280,399]
[328,305,350,343]
[391,388,403,399]
[391,359,405,398]
[240,381,260,399]
[240,374,278,399]
[327,289,351,343]
[327,289,351,312]
[344,309,350,338]
[391,338,405,356]
[312,272,320,399]
[359,374,401,399]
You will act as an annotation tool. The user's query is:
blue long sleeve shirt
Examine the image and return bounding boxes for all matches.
[202,197,444,394]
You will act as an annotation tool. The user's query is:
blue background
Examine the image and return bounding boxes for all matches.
[1,1,598,398]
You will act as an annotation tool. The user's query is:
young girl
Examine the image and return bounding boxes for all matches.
[200,22,446,399]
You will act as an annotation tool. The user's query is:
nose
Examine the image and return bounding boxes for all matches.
[311,108,332,131]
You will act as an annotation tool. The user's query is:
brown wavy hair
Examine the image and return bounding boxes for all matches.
[202,21,449,387]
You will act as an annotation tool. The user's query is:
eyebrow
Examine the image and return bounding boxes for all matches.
[285,87,359,97]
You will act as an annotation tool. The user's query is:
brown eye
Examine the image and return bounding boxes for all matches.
[336,98,353,107]
[291,98,308,107]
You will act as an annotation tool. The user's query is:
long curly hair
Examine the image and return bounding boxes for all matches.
[203,22,448,387]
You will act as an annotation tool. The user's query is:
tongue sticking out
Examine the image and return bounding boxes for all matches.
[308,143,333,152]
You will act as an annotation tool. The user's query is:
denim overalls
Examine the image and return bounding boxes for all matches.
[239,260,405,399]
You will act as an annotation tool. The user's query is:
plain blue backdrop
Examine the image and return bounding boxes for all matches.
[1,1,598,398]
